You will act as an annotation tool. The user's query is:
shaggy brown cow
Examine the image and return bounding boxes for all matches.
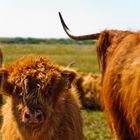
[0,48,3,127]
[76,73,102,110]
[63,65,102,110]
[59,12,140,139]
[0,48,3,106]
[0,55,83,140]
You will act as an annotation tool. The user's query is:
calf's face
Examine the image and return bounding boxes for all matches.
[0,68,76,129]
[13,76,49,129]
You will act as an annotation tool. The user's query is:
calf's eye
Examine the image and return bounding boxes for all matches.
[19,92,24,97]
[14,86,23,97]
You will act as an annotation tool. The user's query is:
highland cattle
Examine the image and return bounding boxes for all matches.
[0,55,83,140]
[59,12,140,139]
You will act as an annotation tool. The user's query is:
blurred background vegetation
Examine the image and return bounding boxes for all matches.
[0,37,96,45]
[1,44,99,73]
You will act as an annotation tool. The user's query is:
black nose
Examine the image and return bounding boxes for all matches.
[25,111,30,119]
[24,110,44,122]
[35,110,43,121]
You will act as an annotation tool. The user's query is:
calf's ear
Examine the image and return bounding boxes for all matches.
[61,68,77,89]
[0,68,13,96]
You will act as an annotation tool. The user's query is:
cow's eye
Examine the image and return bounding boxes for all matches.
[19,92,24,97]
[15,86,23,97]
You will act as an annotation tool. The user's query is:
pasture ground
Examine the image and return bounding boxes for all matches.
[0,44,113,140]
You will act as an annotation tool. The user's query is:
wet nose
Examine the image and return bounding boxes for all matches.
[35,110,43,121]
[25,111,30,119]
[24,110,44,123]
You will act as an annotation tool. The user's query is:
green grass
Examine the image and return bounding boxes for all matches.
[0,44,114,140]
[82,110,113,140]
[0,44,99,73]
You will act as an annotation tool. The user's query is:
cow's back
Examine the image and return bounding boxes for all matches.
[102,33,140,139]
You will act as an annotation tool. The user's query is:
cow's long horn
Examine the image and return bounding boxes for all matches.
[59,12,100,40]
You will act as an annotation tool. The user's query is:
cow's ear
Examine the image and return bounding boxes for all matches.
[61,68,77,89]
[96,31,110,75]
[0,68,13,96]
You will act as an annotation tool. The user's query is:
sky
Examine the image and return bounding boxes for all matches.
[0,0,140,38]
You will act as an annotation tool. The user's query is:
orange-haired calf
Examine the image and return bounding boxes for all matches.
[0,55,83,140]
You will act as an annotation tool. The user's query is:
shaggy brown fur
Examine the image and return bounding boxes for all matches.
[0,48,3,127]
[76,73,102,110]
[0,55,83,140]
[63,67,102,110]
[97,30,140,139]
[0,49,3,106]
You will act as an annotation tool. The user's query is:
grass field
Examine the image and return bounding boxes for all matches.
[0,44,114,140]
[1,44,99,73]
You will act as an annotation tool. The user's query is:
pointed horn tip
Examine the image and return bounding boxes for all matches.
[58,12,64,23]
[58,12,70,31]
[58,12,62,19]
